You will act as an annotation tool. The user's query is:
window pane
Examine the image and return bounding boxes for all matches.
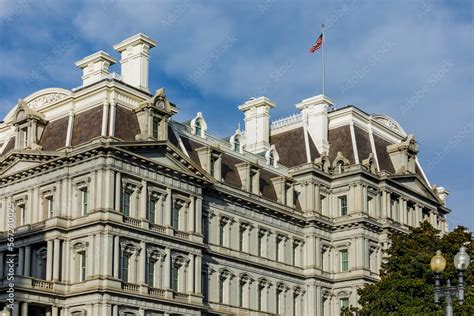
[339,196,348,216]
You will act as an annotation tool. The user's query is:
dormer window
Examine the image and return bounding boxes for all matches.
[236,163,260,194]
[336,161,344,174]
[196,147,222,180]
[265,145,279,167]
[12,100,46,150]
[191,112,207,138]
[333,152,350,175]
[230,126,244,153]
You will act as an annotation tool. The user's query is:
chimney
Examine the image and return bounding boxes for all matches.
[113,33,157,92]
[238,96,275,154]
[75,51,116,87]
[296,94,333,154]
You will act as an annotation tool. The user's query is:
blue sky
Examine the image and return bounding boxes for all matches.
[0,0,472,229]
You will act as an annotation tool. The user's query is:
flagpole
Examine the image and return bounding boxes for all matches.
[321,23,325,96]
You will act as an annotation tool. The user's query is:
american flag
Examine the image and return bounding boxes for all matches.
[309,33,323,53]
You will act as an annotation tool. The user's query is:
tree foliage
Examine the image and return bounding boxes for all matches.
[354,222,473,315]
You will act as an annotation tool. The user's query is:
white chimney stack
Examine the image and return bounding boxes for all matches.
[75,51,116,87]
[113,33,157,92]
[238,96,275,154]
[296,94,333,154]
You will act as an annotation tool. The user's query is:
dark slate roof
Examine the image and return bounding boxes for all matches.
[115,106,141,141]
[168,125,180,148]
[39,117,68,151]
[270,127,310,167]
[328,125,355,164]
[221,153,243,189]
[71,106,103,147]
[373,134,395,173]
[353,125,372,162]
[177,132,280,203]
[1,137,15,156]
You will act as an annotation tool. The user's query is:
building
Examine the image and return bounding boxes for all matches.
[0,33,450,316]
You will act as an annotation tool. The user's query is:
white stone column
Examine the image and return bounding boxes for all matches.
[139,241,146,285]
[187,254,194,293]
[63,240,71,283]
[51,306,58,316]
[189,197,195,233]
[24,246,31,277]
[381,190,387,218]
[112,305,118,316]
[17,247,24,275]
[20,302,28,316]
[164,248,171,289]
[164,189,172,227]
[140,180,147,220]
[315,237,321,269]
[108,101,116,137]
[195,256,202,294]
[53,239,61,281]
[46,240,53,280]
[101,101,109,137]
[113,236,120,279]
[114,172,122,212]
[195,197,202,234]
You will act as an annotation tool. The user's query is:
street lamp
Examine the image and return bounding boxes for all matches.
[430,247,470,316]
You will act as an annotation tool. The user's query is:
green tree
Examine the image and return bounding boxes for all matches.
[353,222,473,315]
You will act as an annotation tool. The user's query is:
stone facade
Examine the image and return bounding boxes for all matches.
[0,34,450,316]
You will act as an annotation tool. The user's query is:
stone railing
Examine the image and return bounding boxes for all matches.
[123,217,141,227]
[174,231,190,239]
[121,282,139,292]
[150,224,167,234]
[31,221,46,230]
[271,112,302,129]
[174,292,189,300]
[149,287,165,297]
[32,279,54,290]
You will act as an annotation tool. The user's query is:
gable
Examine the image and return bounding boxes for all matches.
[1,159,42,178]
[391,176,439,202]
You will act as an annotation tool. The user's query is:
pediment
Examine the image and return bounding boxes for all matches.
[1,158,42,178]
[390,175,440,202]
[0,152,61,178]
[111,141,213,182]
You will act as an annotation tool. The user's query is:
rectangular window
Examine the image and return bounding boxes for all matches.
[148,198,156,224]
[152,118,159,139]
[81,189,88,215]
[340,249,349,272]
[276,239,281,262]
[80,253,86,281]
[122,191,131,217]
[219,221,225,246]
[258,233,263,257]
[19,205,26,225]
[210,156,217,177]
[172,203,180,230]
[239,227,245,252]
[320,194,325,212]
[390,198,397,219]
[339,195,348,216]
[292,242,297,266]
[172,264,179,291]
[276,291,281,314]
[121,253,129,282]
[340,297,349,309]
[257,286,262,310]
[219,278,224,303]
[46,197,54,218]
[239,282,244,307]
[367,196,374,215]
[147,259,155,287]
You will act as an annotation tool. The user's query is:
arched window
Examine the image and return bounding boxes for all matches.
[265,145,279,167]
[336,161,344,174]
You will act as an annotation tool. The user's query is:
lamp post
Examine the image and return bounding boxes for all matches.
[430,247,470,316]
